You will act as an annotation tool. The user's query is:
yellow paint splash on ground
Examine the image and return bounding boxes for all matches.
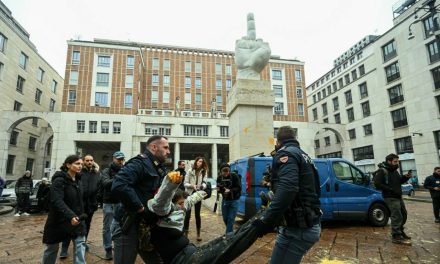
[320,258,351,264]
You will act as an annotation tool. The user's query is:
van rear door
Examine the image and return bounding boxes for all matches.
[313,159,334,220]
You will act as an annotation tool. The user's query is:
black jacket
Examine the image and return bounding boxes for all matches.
[111,150,167,222]
[15,176,33,195]
[175,168,186,191]
[101,162,122,203]
[42,171,86,244]
[374,162,409,198]
[424,173,440,198]
[80,166,101,213]
[217,173,241,200]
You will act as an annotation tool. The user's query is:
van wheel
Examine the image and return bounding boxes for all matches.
[368,203,389,227]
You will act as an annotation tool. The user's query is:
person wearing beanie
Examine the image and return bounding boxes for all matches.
[217,163,241,236]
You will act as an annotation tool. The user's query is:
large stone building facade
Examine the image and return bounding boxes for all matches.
[306,0,440,183]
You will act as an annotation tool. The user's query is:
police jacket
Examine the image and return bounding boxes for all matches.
[101,162,122,203]
[80,166,101,213]
[424,173,440,198]
[111,150,167,222]
[374,162,409,198]
[262,139,320,226]
[43,171,86,244]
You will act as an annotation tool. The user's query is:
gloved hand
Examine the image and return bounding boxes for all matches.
[252,218,273,237]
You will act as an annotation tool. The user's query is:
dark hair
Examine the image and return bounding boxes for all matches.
[83,154,93,159]
[385,153,399,162]
[434,167,440,171]
[60,154,82,172]
[172,189,188,203]
[146,135,168,146]
[277,126,296,143]
[178,160,185,166]
[193,156,209,172]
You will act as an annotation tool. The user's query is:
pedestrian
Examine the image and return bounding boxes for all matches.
[41,155,87,264]
[99,151,125,260]
[60,154,100,258]
[175,160,187,190]
[217,163,241,236]
[14,170,33,216]
[110,135,170,264]
[251,126,322,264]
[373,153,412,245]
[423,167,440,223]
[36,177,51,213]
[183,156,209,241]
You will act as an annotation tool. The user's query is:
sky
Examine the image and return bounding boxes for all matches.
[2,0,399,85]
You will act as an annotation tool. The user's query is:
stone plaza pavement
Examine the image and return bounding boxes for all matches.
[0,197,439,264]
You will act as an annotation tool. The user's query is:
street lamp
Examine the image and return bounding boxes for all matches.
[407,0,440,40]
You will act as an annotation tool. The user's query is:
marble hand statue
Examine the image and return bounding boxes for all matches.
[235,13,271,80]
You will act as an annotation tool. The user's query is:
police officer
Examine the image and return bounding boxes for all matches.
[111,135,170,264]
[252,126,321,264]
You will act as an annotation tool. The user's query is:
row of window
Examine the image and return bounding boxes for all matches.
[273,85,303,99]
[271,69,302,81]
[273,102,304,116]
[9,131,38,151]
[13,98,55,112]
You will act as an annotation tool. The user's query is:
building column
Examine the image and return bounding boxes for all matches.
[211,143,218,179]
[174,142,180,169]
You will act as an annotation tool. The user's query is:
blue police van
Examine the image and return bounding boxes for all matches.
[230,156,390,227]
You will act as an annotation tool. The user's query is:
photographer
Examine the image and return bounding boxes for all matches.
[217,163,241,236]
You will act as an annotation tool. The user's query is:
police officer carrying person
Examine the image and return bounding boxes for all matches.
[110,135,170,264]
[252,126,321,264]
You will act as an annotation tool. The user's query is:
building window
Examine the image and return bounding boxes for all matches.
[127,55,134,69]
[101,121,109,134]
[314,139,320,149]
[77,120,85,133]
[183,125,208,136]
[152,58,159,69]
[19,52,28,70]
[152,74,159,85]
[345,90,352,105]
[151,91,159,103]
[95,92,108,107]
[6,155,15,174]
[184,92,191,104]
[96,73,109,86]
[344,74,350,84]
[145,124,171,136]
[37,68,44,82]
[347,108,354,122]
[327,86,332,95]
[163,59,170,71]
[323,118,329,123]
[423,15,438,38]
[382,40,397,62]
[0,32,7,52]
[274,102,284,115]
[359,82,368,99]
[394,136,413,154]
[297,103,304,116]
[195,77,202,89]
[13,101,22,111]
[125,93,133,108]
[352,70,358,81]
[436,95,440,115]
[361,101,370,117]
[215,64,222,75]
[97,55,111,67]
[163,75,170,86]
[51,80,58,93]
[32,117,38,126]
[69,71,78,85]
[388,84,404,105]
[385,62,400,83]
[10,131,18,145]
[352,145,374,161]
[28,136,37,151]
[432,66,440,89]
[72,51,80,64]
[89,121,97,133]
[16,75,25,93]
[332,82,337,92]
[216,79,222,89]
[125,75,134,88]
[334,113,341,124]
[295,69,302,81]
[272,69,282,80]
[25,158,34,172]
[195,93,202,105]
[313,95,316,103]
[0,62,4,81]
[226,79,232,90]
[333,97,339,111]
[226,65,232,75]
[35,89,42,104]
[391,108,408,128]
[336,135,340,144]
[364,124,373,135]
[220,126,229,137]
[195,62,202,73]
[338,78,343,88]
[185,77,191,88]
[68,90,76,105]
[185,61,192,72]
[163,91,170,104]
[49,99,55,111]
[324,136,330,146]
[216,95,222,105]
[322,103,328,116]
[273,85,283,97]
[312,108,318,120]
[296,87,303,98]
[348,129,356,139]
[113,122,121,134]
[359,65,365,76]
[427,40,440,63]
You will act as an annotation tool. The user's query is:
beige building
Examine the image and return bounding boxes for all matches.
[306,0,440,183]
[0,1,63,180]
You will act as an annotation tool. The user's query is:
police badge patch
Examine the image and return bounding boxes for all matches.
[280,156,289,163]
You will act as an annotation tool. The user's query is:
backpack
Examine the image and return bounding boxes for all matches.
[372,168,388,188]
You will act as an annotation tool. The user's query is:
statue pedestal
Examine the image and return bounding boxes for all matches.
[226,79,275,161]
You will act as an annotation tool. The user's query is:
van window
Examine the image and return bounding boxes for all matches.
[332,161,364,185]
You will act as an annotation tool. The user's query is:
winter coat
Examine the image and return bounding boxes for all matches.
[424,173,440,198]
[100,162,122,203]
[374,162,409,198]
[184,168,207,194]
[42,171,86,244]
[80,166,101,213]
[15,176,33,195]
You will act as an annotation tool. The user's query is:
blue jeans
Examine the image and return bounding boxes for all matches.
[111,219,161,264]
[270,224,321,264]
[42,235,86,264]
[102,203,115,250]
[221,199,239,234]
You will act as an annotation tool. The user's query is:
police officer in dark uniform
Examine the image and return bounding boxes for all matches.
[252,126,321,264]
[110,135,170,264]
